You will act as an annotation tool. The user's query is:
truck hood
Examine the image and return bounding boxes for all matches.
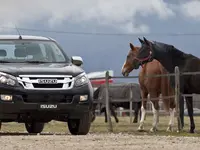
[0,63,84,77]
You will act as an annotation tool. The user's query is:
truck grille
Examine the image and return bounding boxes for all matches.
[23,95,73,103]
[17,75,74,90]
[32,83,63,88]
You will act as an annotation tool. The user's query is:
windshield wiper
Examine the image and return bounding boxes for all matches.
[24,60,48,63]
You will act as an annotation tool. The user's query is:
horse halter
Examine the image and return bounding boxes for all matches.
[135,43,153,65]
[133,50,152,67]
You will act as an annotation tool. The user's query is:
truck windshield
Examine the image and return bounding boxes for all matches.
[0,40,70,63]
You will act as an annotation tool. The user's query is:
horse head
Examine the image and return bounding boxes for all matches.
[121,43,141,77]
[136,37,154,65]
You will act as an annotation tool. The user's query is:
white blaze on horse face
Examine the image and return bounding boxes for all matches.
[121,61,126,73]
[151,101,159,128]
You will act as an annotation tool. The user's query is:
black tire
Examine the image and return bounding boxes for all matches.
[25,122,44,134]
[68,112,91,135]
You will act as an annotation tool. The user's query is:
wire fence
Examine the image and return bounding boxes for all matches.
[92,66,200,132]
[2,26,200,37]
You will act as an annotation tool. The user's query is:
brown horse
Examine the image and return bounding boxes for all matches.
[121,43,176,132]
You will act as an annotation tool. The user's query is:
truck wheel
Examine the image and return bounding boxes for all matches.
[25,122,44,134]
[68,112,91,135]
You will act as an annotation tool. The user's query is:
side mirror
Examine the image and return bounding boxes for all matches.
[71,56,83,66]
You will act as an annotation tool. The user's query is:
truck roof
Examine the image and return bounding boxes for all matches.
[0,35,55,41]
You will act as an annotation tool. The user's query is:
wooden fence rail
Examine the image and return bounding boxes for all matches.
[92,66,200,132]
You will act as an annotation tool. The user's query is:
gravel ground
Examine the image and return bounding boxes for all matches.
[0,133,200,150]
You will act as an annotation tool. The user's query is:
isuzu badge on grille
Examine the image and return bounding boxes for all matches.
[38,79,58,84]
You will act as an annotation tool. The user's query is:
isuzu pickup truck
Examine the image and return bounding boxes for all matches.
[0,35,93,135]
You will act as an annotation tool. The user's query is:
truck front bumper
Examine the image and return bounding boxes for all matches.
[0,83,93,122]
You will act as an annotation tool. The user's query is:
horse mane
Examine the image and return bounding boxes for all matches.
[168,46,185,58]
[154,41,188,59]
[167,44,198,60]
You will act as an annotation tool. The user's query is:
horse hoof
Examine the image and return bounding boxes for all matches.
[176,129,183,133]
[176,130,181,133]
[150,127,158,133]
[137,126,144,132]
[166,129,173,132]
[176,127,184,133]
[189,130,195,133]
[166,126,173,132]
[116,120,119,123]
[133,119,138,123]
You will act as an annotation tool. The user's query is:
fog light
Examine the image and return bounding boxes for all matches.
[80,95,88,101]
[0,76,7,83]
[1,95,13,101]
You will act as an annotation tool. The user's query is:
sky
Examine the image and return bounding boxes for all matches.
[0,0,200,83]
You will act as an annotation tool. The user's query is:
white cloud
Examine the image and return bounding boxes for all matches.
[180,1,200,20]
[0,0,175,33]
[118,22,150,34]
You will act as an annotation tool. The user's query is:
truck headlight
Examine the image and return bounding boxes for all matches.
[74,73,88,87]
[0,72,17,86]
[80,95,88,101]
[1,95,13,101]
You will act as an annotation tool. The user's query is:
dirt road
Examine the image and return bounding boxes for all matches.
[0,133,200,150]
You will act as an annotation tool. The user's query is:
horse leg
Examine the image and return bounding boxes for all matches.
[102,104,118,123]
[110,105,119,123]
[133,102,138,123]
[166,107,175,132]
[137,102,146,131]
[150,94,160,132]
[179,95,185,130]
[133,102,141,123]
[185,97,195,133]
[150,101,159,132]
[101,107,107,123]
[137,92,148,131]
[161,84,176,132]
[166,93,176,132]
[91,103,97,122]
[139,101,142,121]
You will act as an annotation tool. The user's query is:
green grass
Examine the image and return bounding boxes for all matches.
[90,115,200,137]
[1,115,200,137]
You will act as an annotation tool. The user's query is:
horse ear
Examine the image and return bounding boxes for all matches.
[130,43,135,50]
[138,38,144,44]
[143,37,150,46]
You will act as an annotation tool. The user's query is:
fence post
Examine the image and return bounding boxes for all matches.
[129,86,133,124]
[105,71,113,132]
[175,66,182,132]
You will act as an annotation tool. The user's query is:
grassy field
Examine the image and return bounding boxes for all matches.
[1,115,200,136]
[90,115,200,136]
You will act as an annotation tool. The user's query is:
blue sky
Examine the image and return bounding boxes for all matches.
[0,0,200,83]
